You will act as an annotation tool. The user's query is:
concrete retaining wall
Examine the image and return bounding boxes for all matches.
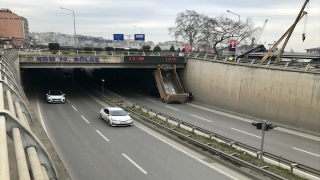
[178,58,320,132]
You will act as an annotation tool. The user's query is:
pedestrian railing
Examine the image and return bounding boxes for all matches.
[0,50,58,180]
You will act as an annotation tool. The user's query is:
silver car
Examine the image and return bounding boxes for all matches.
[46,90,65,103]
[100,107,133,126]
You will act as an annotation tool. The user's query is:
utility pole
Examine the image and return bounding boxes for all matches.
[259,120,266,167]
[126,35,131,47]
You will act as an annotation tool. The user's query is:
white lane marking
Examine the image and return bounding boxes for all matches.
[293,147,320,157]
[132,93,141,97]
[135,124,239,180]
[276,127,320,142]
[71,105,77,111]
[187,103,251,123]
[96,130,109,142]
[188,103,320,142]
[146,98,156,102]
[190,114,212,122]
[230,128,261,138]
[81,115,90,123]
[165,105,179,111]
[37,89,49,136]
[122,153,148,174]
[66,98,70,102]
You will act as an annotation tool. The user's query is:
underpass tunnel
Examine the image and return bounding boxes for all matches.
[21,67,161,98]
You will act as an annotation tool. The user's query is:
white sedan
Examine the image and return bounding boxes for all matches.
[100,107,133,126]
[46,90,65,103]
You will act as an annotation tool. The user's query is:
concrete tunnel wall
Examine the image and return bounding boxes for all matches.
[178,58,320,133]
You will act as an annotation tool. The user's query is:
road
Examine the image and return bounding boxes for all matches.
[24,69,250,180]
[110,88,320,170]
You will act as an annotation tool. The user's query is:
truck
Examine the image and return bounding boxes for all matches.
[153,64,188,103]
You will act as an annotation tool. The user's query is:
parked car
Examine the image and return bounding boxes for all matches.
[100,107,133,126]
[46,90,65,103]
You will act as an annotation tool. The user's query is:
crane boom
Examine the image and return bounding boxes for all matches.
[256,19,268,45]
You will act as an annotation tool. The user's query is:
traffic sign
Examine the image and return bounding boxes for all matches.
[113,34,124,41]
[134,34,145,41]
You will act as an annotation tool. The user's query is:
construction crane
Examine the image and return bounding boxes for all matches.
[248,19,268,50]
[261,0,309,63]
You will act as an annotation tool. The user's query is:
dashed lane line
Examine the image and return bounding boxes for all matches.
[81,115,90,123]
[165,105,179,111]
[190,114,212,122]
[230,128,261,138]
[71,105,77,111]
[96,130,110,142]
[122,153,148,175]
[293,147,320,157]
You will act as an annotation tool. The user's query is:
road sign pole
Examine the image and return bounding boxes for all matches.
[259,120,266,166]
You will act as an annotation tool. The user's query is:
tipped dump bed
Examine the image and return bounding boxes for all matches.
[154,64,188,103]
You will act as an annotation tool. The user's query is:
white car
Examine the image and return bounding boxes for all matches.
[46,90,65,103]
[100,107,133,126]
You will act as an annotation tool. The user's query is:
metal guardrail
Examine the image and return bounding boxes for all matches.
[79,77,320,180]
[0,50,58,180]
[186,52,320,73]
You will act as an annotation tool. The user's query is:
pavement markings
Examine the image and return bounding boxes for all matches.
[135,124,239,180]
[81,115,90,123]
[132,93,141,97]
[188,103,320,142]
[146,98,156,102]
[122,153,148,174]
[165,105,179,111]
[96,130,109,142]
[66,99,70,102]
[190,114,212,122]
[293,147,320,157]
[230,128,261,138]
[71,105,77,111]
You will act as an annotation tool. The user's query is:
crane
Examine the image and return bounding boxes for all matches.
[248,19,268,49]
[261,0,309,63]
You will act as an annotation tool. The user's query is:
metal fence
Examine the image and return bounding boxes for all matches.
[0,50,57,180]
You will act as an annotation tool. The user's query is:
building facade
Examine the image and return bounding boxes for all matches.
[0,8,29,48]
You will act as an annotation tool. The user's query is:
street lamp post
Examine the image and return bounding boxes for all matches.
[133,26,143,34]
[60,7,77,48]
[101,79,105,95]
[227,10,240,62]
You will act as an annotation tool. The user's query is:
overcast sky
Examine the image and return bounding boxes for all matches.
[2,0,320,52]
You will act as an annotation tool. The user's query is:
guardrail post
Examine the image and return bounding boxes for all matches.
[143,52,145,56]
[195,53,198,58]
[58,50,60,56]
[290,163,298,173]
[305,63,310,71]
[250,60,255,66]
[39,50,41,56]
[213,56,217,61]
[111,51,113,56]
[158,52,160,56]
[94,51,96,56]
[204,54,208,59]
[76,50,78,56]
[284,62,289,69]
[266,60,270,68]
[224,57,227,62]
[187,53,190,57]
[236,58,241,64]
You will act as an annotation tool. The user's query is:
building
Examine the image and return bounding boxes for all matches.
[0,8,30,48]
[305,47,320,53]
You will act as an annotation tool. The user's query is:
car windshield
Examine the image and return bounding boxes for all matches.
[49,91,62,95]
[110,110,127,116]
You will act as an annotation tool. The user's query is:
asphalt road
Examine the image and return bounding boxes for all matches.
[110,87,320,170]
[24,69,251,180]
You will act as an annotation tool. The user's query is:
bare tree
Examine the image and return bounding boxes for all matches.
[201,15,262,55]
[168,10,206,49]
